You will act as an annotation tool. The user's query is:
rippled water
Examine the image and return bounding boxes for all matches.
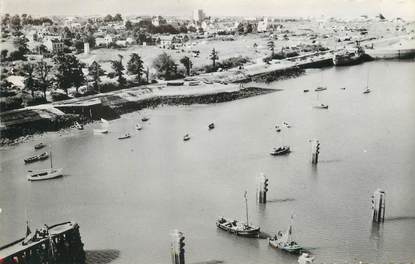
[1,60,415,264]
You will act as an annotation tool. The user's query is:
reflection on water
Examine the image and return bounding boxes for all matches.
[1,61,415,264]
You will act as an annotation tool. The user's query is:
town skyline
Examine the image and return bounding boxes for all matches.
[1,0,415,20]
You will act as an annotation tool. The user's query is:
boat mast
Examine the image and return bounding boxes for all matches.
[50,151,53,169]
[244,191,249,225]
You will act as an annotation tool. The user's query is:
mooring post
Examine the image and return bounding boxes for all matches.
[311,140,320,165]
[256,173,269,204]
[371,189,386,223]
[171,229,185,264]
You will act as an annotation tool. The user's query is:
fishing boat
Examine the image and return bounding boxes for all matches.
[333,46,365,66]
[93,118,109,134]
[363,87,371,94]
[298,253,314,264]
[34,143,46,150]
[24,152,49,164]
[270,146,291,156]
[269,215,303,254]
[208,123,215,130]
[275,126,281,132]
[216,192,260,237]
[314,86,327,92]
[136,124,143,130]
[183,134,191,141]
[118,133,131,140]
[27,152,63,181]
[141,117,150,122]
[74,121,84,130]
[314,104,329,109]
[303,89,309,93]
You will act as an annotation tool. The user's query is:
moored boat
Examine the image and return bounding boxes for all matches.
[118,133,131,140]
[314,86,327,92]
[93,118,109,134]
[298,253,315,264]
[141,117,150,122]
[74,121,84,130]
[333,46,365,66]
[363,87,371,94]
[216,192,260,237]
[136,124,143,130]
[314,104,328,109]
[269,215,303,254]
[208,123,215,130]
[183,134,191,141]
[27,151,63,181]
[270,146,291,156]
[24,152,49,164]
[34,143,46,150]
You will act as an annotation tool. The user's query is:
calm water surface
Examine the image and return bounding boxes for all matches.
[1,61,415,264]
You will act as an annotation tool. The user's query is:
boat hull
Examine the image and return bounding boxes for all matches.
[269,238,303,254]
[216,218,260,237]
[27,168,63,181]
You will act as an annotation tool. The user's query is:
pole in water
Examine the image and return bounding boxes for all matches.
[311,140,320,165]
[244,191,249,225]
[256,173,269,204]
[171,229,185,264]
[371,189,386,223]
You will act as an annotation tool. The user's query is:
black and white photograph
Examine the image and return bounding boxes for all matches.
[0,0,414,263]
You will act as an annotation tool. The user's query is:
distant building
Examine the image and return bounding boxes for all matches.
[257,17,269,33]
[84,42,90,54]
[152,16,167,27]
[193,9,206,23]
[43,36,64,53]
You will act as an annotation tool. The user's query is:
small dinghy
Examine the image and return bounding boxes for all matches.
[208,123,215,130]
[298,253,314,264]
[314,104,328,109]
[74,121,84,130]
[34,143,46,150]
[141,117,149,122]
[314,86,327,92]
[183,134,191,141]
[363,87,371,94]
[270,146,291,156]
[118,133,131,140]
[303,89,309,93]
[136,124,143,130]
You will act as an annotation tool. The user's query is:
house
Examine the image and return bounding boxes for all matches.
[115,40,127,47]
[257,17,269,33]
[43,36,64,53]
[95,34,114,47]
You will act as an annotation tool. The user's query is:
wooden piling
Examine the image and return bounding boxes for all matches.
[256,173,269,204]
[171,229,185,264]
[372,189,386,223]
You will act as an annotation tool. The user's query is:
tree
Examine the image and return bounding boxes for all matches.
[267,39,275,57]
[152,52,177,80]
[35,60,52,98]
[104,14,113,22]
[1,49,8,60]
[180,56,192,76]
[22,63,36,97]
[209,48,219,69]
[111,55,126,87]
[125,20,133,30]
[54,54,85,95]
[114,13,123,21]
[88,61,104,92]
[127,53,144,83]
[10,15,21,31]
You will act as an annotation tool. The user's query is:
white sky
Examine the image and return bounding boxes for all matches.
[1,0,415,19]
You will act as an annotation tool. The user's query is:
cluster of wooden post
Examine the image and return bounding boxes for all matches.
[171,229,185,264]
[372,189,386,223]
[256,173,269,204]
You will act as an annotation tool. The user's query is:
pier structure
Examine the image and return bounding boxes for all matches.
[256,173,269,204]
[0,222,85,264]
[310,139,320,165]
[371,189,386,223]
[171,229,185,264]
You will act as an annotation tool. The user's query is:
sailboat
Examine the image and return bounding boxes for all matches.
[216,191,260,237]
[93,118,109,134]
[27,151,63,181]
[269,214,303,254]
[363,67,371,94]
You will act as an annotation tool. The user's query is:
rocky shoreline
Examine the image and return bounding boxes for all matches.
[0,87,276,145]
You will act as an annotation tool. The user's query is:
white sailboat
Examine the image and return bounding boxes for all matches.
[93,118,109,134]
[363,67,371,94]
[27,151,63,181]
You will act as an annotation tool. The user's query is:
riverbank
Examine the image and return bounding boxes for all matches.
[0,84,276,144]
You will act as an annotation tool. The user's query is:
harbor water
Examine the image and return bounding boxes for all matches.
[1,60,415,264]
